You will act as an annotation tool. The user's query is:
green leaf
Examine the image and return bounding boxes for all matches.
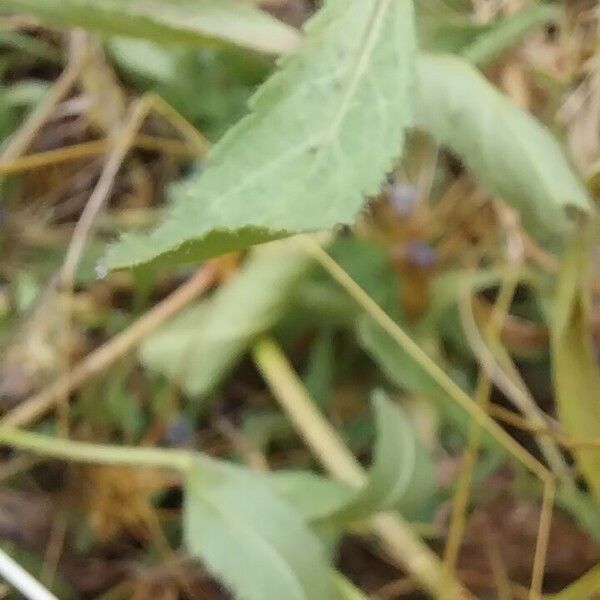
[140,240,313,400]
[329,391,436,522]
[415,54,592,238]
[0,0,301,55]
[550,233,600,500]
[103,0,416,271]
[460,5,559,66]
[270,393,437,523]
[184,457,335,600]
[418,4,559,66]
[269,470,353,522]
[417,7,492,55]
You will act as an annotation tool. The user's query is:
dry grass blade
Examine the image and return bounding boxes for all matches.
[442,262,520,599]
[440,373,492,600]
[1,263,218,428]
[59,97,150,286]
[299,235,550,483]
[0,31,86,164]
[298,237,561,599]
[60,93,210,287]
[0,135,194,177]
[530,480,556,600]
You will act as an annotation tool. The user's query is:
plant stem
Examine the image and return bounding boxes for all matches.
[0,427,193,471]
[253,336,472,599]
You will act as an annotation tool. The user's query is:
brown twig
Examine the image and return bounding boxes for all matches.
[59,97,152,286]
[2,263,218,428]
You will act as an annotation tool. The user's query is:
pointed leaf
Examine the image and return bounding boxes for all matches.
[415,54,591,238]
[269,393,437,523]
[329,391,435,522]
[103,0,416,271]
[269,470,352,522]
[184,457,335,600]
[0,0,301,55]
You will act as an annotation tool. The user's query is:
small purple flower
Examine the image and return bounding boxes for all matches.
[388,183,419,217]
[405,240,437,269]
[163,417,194,447]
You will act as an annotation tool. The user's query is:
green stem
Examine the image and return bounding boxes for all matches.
[253,336,472,599]
[0,427,193,472]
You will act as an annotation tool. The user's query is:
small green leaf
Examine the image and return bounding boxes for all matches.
[330,391,436,522]
[417,6,493,55]
[550,233,600,500]
[0,0,301,55]
[269,470,353,522]
[140,240,313,400]
[184,457,335,600]
[103,0,416,271]
[460,5,559,66]
[418,4,559,67]
[415,54,592,238]
[270,394,437,523]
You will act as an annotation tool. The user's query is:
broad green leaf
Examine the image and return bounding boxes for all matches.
[415,54,592,238]
[140,240,313,399]
[550,234,600,499]
[269,394,437,523]
[184,457,335,600]
[103,0,416,271]
[0,0,301,55]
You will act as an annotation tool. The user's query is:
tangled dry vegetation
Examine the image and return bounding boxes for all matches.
[0,1,599,599]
